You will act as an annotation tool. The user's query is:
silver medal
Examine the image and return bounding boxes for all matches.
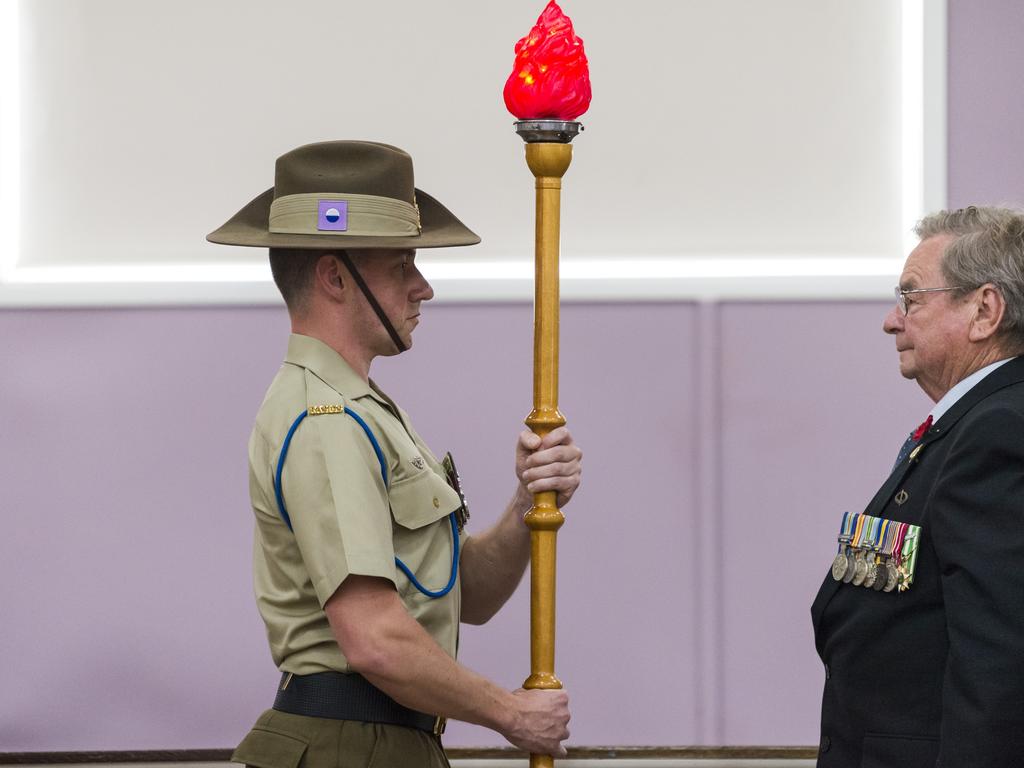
[863,559,879,589]
[831,552,849,582]
[883,561,899,592]
[852,551,868,586]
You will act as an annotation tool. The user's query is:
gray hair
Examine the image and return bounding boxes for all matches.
[915,206,1024,353]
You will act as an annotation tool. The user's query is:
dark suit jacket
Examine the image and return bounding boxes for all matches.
[812,356,1024,768]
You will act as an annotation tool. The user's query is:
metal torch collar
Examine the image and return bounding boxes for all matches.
[513,120,583,144]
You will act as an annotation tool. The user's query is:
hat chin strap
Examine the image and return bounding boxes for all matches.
[337,251,408,354]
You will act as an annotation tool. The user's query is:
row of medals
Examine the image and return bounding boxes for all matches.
[829,512,915,593]
[832,543,899,592]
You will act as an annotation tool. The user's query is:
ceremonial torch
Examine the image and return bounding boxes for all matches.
[503,4,591,766]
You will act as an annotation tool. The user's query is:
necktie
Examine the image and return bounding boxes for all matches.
[892,415,933,471]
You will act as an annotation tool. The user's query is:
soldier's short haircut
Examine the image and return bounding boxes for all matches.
[916,206,1024,354]
[268,248,333,312]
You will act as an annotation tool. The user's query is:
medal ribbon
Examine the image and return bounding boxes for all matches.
[868,517,883,553]
[892,522,909,566]
[851,514,868,549]
[836,511,854,552]
[879,519,895,557]
[900,524,922,588]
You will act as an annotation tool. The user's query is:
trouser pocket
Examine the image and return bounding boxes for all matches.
[233,726,308,768]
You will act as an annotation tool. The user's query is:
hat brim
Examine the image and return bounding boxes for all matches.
[206,188,481,250]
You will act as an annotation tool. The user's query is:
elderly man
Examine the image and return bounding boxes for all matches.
[208,141,582,767]
[812,206,1024,767]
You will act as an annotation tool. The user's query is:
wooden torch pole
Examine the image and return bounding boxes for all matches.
[522,139,573,768]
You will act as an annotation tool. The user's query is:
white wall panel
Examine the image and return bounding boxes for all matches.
[2,0,945,303]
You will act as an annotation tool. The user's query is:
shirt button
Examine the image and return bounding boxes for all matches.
[820,735,831,753]
[433,497,440,508]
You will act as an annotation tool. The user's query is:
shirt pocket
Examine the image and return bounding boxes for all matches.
[389,468,462,530]
[388,469,462,596]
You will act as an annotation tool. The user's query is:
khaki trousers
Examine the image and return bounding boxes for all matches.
[233,709,451,768]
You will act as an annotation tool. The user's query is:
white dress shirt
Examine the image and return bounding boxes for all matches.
[929,357,1016,423]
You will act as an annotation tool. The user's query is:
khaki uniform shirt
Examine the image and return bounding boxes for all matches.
[248,334,465,675]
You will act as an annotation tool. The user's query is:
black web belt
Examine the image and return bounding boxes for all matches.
[273,671,445,735]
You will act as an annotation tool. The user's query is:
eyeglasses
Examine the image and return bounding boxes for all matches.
[894,286,966,316]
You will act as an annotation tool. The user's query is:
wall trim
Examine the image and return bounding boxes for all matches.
[0,747,818,764]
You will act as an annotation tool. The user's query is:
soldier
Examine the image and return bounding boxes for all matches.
[208,140,582,767]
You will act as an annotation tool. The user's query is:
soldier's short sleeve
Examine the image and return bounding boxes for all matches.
[278,409,395,606]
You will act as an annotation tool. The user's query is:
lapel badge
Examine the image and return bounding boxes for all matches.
[410,456,426,471]
[894,489,909,505]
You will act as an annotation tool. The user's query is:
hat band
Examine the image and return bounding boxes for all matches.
[269,193,421,237]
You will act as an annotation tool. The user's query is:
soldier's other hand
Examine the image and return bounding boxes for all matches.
[503,687,571,757]
[515,427,583,508]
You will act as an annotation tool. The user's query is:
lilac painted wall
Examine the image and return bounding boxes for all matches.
[947,0,1024,208]
[2,0,1022,753]
[717,303,928,744]
[375,304,702,747]
[0,309,284,749]
[0,302,922,750]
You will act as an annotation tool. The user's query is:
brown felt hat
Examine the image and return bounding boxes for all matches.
[207,140,480,250]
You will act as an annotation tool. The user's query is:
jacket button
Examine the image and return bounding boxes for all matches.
[433,497,440,508]
[825,664,831,680]
[820,735,831,753]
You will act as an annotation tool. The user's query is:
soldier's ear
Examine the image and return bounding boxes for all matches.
[313,252,347,302]
[968,283,1005,342]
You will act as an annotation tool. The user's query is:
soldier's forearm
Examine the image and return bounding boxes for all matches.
[330,582,517,734]
[350,603,569,756]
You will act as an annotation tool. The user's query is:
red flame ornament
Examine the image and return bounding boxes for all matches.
[503,0,592,121]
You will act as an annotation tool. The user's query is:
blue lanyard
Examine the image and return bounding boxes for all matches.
[273,408,459,599]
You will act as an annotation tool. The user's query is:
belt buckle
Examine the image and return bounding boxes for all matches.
[433,715,447,736]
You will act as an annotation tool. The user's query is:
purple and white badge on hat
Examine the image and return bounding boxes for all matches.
[317,200,348,231]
